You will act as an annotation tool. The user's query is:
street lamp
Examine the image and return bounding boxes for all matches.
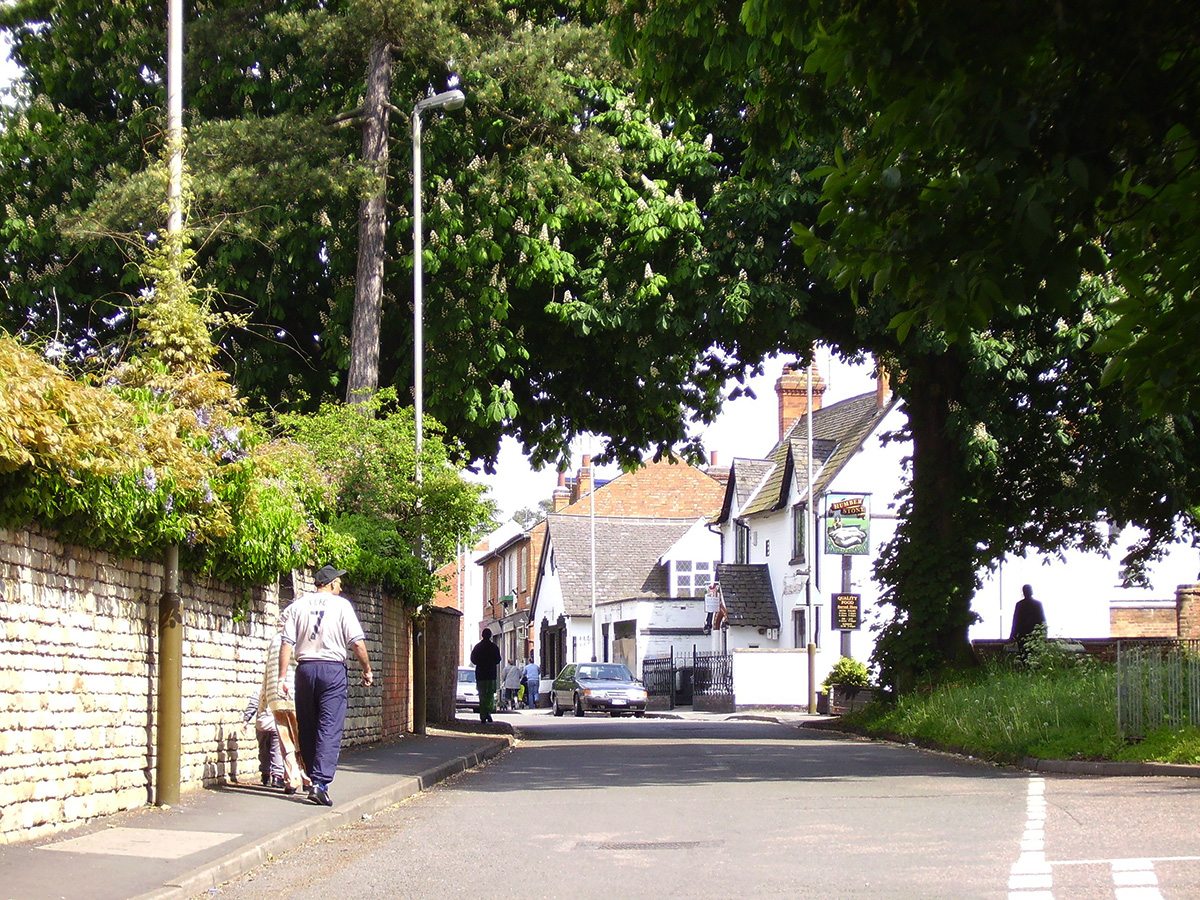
[411,88,464,737]
[412,88,466,485]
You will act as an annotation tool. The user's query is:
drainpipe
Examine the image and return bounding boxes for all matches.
[412,617,427,734]
[155,544,182,805]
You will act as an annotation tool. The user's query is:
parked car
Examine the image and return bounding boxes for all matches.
[549,662,648,717]
[456,666,480,712]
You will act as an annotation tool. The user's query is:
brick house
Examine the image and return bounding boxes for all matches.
[528,456,726,689]
[476,522,547,669]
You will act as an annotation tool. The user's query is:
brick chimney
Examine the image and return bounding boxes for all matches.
[876,369,892,410]
[572,455,593,504]
[776,360,826,439]
[552,471,571,512]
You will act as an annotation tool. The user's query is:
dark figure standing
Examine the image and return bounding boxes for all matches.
[1009,584,1047,658]
[279,565,373,807]
[470,628,502,723]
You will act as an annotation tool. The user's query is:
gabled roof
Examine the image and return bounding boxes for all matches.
[713,458,773,524]
[542,514,698,617]
[716,564,780,629]
[714,392,897,523]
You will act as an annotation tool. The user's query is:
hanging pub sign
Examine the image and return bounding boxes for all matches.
[833,593,862,631]
[824,493,871,555]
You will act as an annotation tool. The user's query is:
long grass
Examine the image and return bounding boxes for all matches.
[848,663,1125,762]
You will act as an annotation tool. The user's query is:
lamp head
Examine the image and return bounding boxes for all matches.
[415,89,466,114]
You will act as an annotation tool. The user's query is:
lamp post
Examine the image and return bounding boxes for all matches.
[411,88,463,736]
[412,88,465,484]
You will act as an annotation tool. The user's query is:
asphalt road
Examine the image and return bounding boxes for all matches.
[197,715,1200,899]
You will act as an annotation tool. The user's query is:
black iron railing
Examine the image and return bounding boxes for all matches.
[642,647,733,710]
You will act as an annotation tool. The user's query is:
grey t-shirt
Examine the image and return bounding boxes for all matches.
[281,591,366,663]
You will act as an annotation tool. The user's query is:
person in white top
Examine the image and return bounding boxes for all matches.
[278,565,373,807]
[522,656,541,709]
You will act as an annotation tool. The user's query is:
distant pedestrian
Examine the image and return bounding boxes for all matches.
[502,660,523,710]
[1009,584,1047,659]
[522,656,541,709]
[279,565,373,808]
[471,629,502,723]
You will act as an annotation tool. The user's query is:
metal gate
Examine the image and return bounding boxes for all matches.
[642,647,733,712]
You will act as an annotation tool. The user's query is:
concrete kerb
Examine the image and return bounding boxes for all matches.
[129,734,513,900]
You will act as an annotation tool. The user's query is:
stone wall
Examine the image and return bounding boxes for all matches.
[0,524,402,845]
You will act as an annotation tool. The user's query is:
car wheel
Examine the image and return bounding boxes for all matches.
[552,692,564,716]
[574,694,585,717]
[633,711,645,718]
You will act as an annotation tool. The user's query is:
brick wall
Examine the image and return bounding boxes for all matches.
[380,586,411,738]
[424,606,462,725]
[0,523,405,844]
[1110,606,1178,638]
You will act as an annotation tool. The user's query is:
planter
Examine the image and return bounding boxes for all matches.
[828,684,878,715]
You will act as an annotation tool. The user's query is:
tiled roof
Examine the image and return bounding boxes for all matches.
[545,514,698,617]
[731,392,897,519]
[712,458,774,524]
[716,563,780,629]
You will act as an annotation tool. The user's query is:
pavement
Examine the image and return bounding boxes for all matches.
[0,723,516,900]
[3,707,1197,900]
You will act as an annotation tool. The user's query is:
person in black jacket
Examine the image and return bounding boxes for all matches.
[1009,584,1047,659]
[470,628,502,723]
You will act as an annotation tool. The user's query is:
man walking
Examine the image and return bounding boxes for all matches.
[279,565,373,807]
[470,628,502,724]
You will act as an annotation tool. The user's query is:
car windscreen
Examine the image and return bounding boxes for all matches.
[458,670,476,683]
[577,664,633,682]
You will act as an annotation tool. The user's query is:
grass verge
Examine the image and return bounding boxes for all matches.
[838,645,1200,765]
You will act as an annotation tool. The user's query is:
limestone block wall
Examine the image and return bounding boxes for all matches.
[0,524,399,845]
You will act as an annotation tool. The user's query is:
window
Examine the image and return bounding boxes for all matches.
[735,522,750,563]
[793,606,822,649]
[792,504,806,564]
[673,560,716,597]
[517,544,529,593]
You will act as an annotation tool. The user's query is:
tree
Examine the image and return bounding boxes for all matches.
[600,0,1200,687]
[0,0,772,468]
[603,0,1200,411]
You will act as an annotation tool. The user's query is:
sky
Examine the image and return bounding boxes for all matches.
[466,349,879,522]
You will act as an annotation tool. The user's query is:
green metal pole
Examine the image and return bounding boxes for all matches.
[156,544,182,806]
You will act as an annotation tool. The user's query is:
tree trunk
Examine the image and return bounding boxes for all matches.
[877,353,980,691]
[346,40,392,403]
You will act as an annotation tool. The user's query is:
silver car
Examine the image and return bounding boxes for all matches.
[456,666,480,712]
[550,662,648,717]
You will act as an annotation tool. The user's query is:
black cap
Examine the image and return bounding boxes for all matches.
[314,565,348,587]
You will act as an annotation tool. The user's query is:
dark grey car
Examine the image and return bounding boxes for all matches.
[549,662,648,717]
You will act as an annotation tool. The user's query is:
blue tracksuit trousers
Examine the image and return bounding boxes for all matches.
[294,660,348,787]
